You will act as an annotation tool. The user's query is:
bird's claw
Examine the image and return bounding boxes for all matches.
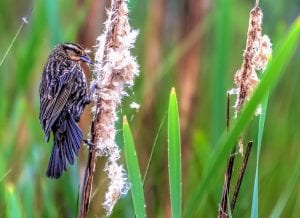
[82,139,95,148]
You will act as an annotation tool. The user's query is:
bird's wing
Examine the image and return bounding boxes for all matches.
[40,68,76,141]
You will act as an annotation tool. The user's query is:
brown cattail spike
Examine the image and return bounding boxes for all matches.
[230,5,272,115]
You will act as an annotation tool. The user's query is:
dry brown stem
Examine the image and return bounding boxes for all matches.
[79,0,138,217]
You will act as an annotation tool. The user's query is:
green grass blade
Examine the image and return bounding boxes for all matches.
[184,17,300,217]
[123,116,146,218]
[168,87,182,218]
[251,91,269,218]
[270,156,300,217]
[41,180,59,218]
[211,0,234,145]
[5,183,22,218]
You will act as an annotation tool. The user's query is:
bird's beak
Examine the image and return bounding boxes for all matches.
[80,53,92,64]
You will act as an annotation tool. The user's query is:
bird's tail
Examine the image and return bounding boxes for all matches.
[46,116,83,179]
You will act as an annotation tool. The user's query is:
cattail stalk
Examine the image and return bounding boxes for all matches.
[219,2,272,217]
[80,0,139,217]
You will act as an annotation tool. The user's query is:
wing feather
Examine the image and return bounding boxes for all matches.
[39,68,77,140]
[43,81,73,137]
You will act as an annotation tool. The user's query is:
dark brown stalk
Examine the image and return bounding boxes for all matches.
[218,148,236,218]
[230,141,253,212]
[218,94,236,218]
[79,120,98,218]
[226,93,230,131]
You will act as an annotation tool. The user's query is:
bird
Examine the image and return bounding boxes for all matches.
[39,43,92,179]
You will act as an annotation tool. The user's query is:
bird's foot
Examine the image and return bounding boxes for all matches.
[87,82,100,103]
[82,139,95,148]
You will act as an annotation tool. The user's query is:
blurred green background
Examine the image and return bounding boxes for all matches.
[0,0,300,217]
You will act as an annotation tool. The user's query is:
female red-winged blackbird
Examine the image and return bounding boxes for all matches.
[39,43,91,179]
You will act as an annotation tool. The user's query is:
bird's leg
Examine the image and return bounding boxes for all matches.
[82,139,95,148]
[87,81,100,103]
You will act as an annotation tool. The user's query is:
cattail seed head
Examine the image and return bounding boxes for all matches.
[231,5,272,115]
[91,0,139,215]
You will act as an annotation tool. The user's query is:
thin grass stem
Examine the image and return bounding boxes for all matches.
[143,114,166,185]
[0,17,28,68]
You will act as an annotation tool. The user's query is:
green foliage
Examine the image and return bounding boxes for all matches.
[270,156,300,217]
[184,17,300,217]
[5,183,22,218]
[168,88,182,218]
[211,0,234,145]
[1,0,300,217]
[123,117,146,218]
[251,92,269,218]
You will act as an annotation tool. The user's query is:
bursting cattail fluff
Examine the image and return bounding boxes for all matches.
[91,0,139,215]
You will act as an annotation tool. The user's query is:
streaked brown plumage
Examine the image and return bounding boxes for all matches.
[39,43,91,179]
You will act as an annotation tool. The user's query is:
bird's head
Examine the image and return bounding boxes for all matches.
[61,43,92,64]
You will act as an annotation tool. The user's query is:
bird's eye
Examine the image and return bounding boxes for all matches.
[66,49,82,61]
[66,49,78,56]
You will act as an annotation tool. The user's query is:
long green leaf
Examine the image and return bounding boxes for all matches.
[184,17,300,217]
[251,91,269,218]
[168,88,182,218]
[123,116,146,218]
[212,0,234,145]
[5,183,22,218]
[270,154,300,217]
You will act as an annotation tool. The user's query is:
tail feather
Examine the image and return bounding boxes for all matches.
[64,137,74,165]
[46,116,83,179]
[46,143,66,178]
[66,117,82,155]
